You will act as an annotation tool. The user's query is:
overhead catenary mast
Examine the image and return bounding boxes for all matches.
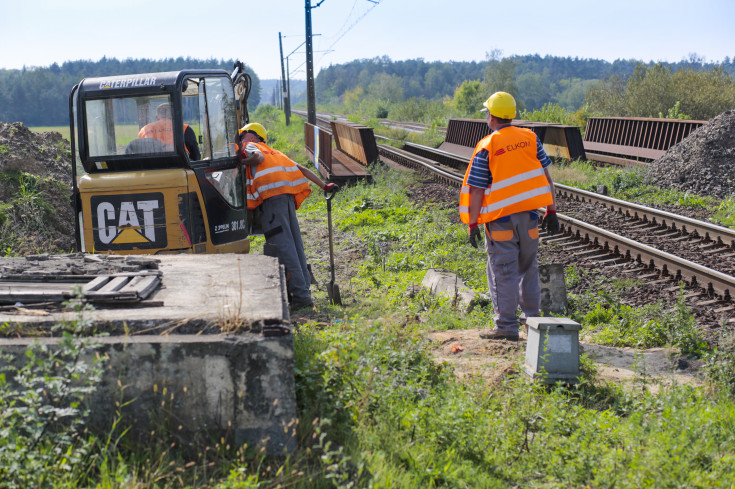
[305,0,324,125]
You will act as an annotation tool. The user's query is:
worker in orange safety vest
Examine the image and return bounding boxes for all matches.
[137,102,201,160]
[459,92,559,341]
[238,122,339,311]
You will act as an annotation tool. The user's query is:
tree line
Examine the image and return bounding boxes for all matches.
[4,53,735,127]
[315,53,735,122]
[0,57,261,126]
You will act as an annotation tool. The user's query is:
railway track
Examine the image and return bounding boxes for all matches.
[378,120,447,134]
[292,109,335,133]
[291,109,445,136]
[293,109,393,142]
[377,141,735,322]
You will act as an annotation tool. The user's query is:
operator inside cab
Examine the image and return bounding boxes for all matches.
[137,102,201,160]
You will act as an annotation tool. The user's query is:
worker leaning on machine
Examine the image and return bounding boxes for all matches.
[138,102,201,160]
[238,122,339,311]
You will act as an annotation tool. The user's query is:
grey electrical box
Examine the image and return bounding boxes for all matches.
[524,317,581,383]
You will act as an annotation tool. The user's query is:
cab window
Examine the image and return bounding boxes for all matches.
[85,95,175,159]
[198,76,238,161]
[204,169,243,207]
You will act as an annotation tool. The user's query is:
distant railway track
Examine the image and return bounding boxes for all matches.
[292,109,335,134]
[293,109,395,142]
[377,120,446,134]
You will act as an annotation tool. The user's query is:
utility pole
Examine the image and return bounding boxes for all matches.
[305,0,324,125]
[279,32,291,125]
[286,57,291,114]
[276,79,281,109]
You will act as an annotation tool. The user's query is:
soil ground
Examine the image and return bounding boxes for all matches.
[426,329,704,394]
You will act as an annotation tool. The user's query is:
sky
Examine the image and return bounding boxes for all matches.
[2,0,735,81]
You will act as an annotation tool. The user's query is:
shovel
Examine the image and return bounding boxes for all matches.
[325,188,342,305]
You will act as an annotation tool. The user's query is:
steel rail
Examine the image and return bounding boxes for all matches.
[402,141,470,171]
[377,144,463,185]
[379,120,447,133]
[558,214,735,301]
[556,184,735,248]
[292,109,333,133]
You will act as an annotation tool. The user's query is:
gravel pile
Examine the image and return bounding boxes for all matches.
[645,110,735,199]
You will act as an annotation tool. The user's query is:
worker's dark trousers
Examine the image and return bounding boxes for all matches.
[260,194,312,305]
[483,211,541,333]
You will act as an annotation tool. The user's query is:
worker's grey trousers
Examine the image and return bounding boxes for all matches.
[260,194,312,305]
[483,211,541,333]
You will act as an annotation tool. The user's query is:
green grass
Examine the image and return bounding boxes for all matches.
[714,197,735,227]
[30,123,203,147]
[29,125,71,140]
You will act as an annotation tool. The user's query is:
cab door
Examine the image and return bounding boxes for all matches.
[185,75,249,253]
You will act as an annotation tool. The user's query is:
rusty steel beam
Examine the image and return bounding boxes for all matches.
[583,117,707,165]
[330,120,379,166]
[304,122,333,173]
[440,118,586,161]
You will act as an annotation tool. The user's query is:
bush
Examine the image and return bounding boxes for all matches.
[586,63,735,120]
[0,296,106,488]
[704,329,735,397]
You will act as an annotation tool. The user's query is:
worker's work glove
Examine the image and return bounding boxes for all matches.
[468,223,482,249]
[324,182,340,194]
[237,143,260,165]
[237,146,250,165]
[541,208,560,235]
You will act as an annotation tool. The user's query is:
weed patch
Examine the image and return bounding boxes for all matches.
[0,293,105,488]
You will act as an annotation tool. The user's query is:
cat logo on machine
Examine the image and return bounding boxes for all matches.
[91,193,167,250]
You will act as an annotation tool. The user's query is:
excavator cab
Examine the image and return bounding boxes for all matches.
[69,65,252,254]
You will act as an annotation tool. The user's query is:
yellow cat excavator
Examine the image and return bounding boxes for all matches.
[68,62,252,254]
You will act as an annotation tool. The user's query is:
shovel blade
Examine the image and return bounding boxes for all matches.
[327,281,342,306]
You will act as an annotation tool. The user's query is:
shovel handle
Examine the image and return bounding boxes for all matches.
[326,196,336,283]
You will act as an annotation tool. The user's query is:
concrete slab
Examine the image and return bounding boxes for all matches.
[422,268,477,310]
[0,253,296,454]
[0,254,290,332]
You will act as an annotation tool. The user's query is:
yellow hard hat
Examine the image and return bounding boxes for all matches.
[481,92,516,119]
[239,122,267,142]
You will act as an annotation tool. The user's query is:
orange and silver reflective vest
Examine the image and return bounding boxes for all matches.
[245,142,311,210]
[138,120,191,153]
[459,126,553,224]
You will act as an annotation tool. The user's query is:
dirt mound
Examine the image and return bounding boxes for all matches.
[645,110,735,199]
[0,122,75,255]
[0,123,72,185]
